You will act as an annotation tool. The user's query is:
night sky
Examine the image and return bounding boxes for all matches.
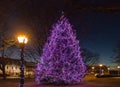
[79,14,120,65]
[0,0,120,66]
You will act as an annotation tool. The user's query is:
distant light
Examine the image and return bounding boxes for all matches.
[92,66,95,69]
[99,64,103,67]
[117,66,120,69]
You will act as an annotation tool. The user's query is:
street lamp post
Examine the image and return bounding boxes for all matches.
[108,68,110,74]
[117,66,120,76]
[18,36,28,87]
[91,66,95,74]
[99,64,103,76]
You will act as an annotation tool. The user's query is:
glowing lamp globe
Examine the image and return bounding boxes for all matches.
[18,36,28,44]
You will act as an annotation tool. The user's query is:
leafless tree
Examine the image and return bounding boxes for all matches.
[81,48,100,66]
[0,22,16,79]
[112,42,120,64]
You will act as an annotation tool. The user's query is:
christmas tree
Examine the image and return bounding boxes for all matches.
[35,15,86,85]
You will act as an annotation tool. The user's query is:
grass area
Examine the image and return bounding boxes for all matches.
[0,75,120,87]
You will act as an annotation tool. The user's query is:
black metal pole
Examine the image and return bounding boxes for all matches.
[20,44,24,87]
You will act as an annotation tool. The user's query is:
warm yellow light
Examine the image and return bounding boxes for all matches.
[117,66,120,69]
[92,66,95,69]
[18,36,28,44]
[99,64,103,67]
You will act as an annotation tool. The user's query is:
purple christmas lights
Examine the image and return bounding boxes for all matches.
[35,15,86,85]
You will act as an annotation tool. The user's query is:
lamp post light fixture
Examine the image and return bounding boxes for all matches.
[18,36,28,87]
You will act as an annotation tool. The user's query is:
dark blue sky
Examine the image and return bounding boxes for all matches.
[77,14,120,65]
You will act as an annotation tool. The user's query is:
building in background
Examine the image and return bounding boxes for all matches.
[0,58,35,78]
